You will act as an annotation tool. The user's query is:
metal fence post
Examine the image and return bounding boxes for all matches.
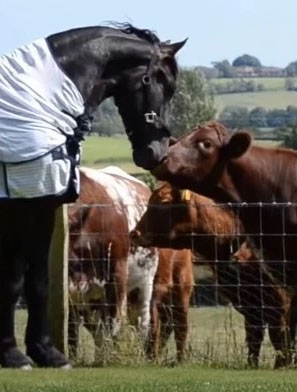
[48,204,69,355]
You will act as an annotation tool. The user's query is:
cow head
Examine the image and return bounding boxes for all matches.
[130,182,201,249]
[151,122,252,199]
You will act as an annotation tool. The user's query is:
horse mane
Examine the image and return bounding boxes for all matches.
[107,22,161,44]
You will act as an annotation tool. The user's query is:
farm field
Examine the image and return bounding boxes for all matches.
[214,90,297,112]
[210,77,297,91]
[81,135,145,174]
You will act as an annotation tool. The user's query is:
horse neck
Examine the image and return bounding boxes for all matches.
[47,27,108,103]
[47,27,153,109]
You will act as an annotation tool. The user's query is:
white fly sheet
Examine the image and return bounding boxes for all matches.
[0,39,85,198]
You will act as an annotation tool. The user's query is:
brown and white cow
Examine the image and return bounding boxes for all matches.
[68,166,158,360]
[130,183,293,368]
[68,166,193,362]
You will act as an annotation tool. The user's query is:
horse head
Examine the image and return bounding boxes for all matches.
[47,24,186,170]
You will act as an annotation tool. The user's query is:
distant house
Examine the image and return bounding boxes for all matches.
[257,67,284,77]
[232,66,258,78]
[232,66,284,78]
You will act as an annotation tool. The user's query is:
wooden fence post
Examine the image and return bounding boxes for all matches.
[48,204,69,356]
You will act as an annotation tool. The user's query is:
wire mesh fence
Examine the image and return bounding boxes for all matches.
[14,199,297,369]
[63,200,297,368]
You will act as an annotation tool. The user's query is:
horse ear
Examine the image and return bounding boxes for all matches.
[224,132,252,160]
[162,38,188,56]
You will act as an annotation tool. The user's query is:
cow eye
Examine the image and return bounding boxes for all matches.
[198,140,213,152]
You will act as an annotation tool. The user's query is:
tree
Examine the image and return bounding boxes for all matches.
[218,106,249,129]
[281,123,297,149]
[212,60,235,78]
[249,107,267,128]
[169,68,216,137]
[285,61,297,77]
[92,98,124,136]
[232,54,261,67]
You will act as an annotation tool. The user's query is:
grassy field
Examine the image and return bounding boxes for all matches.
[15,307,277,368]
[214,90,297,112]
[81,135,145,174]
[9,307,297,392]
[210,77,297,91]
[1,366,297,392]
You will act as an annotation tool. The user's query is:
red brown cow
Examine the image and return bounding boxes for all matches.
[131,183,293,367]
[152,121,297,290]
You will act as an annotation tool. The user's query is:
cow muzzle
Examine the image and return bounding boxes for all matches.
[129,229,151,247]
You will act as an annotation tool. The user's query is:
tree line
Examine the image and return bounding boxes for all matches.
[219,105,297,130]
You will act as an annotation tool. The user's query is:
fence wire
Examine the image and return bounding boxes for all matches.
[17,201,297,368]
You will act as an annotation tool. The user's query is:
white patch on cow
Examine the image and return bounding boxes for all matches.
[127,246,159,336]
[81,166,149,231]
[76,166,159,338]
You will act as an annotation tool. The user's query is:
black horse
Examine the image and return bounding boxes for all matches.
[0,24,185,368]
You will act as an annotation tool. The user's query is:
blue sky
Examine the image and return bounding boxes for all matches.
[1,0,297,68]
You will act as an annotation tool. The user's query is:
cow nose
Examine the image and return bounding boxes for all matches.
[130,229,141,244]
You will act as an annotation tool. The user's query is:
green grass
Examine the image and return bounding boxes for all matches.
[214,90,297,112]
[1,366,297,392]
[81,135,145,174]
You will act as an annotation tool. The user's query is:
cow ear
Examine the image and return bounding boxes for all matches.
[224,132,252,159]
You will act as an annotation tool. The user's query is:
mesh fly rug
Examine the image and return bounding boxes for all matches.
[0,39,84,199]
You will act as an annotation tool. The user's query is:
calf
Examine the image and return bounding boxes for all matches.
[68,166,158,360]
[131,183,293,368]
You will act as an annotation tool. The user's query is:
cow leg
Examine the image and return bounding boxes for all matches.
[172,287,191,362]
[158,305,174,358]
[105,257,127,338]
[138,278,154,339]
[244,316,265,368]
[0,203,34,368]
[268,317,291,369]
[23,205,69,368]
[68,305,80,360]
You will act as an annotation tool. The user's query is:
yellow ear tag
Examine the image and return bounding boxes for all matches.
[181,189,191,201]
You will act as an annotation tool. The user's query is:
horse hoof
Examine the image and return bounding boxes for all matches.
[0,346,33,369]
[61,363,72,370]
[26,343,70,368]
[20,364,33,371]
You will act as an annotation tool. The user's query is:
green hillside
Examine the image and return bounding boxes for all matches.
[215,90,297,112]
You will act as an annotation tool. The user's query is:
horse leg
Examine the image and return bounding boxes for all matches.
[23,205,69,367]
[0,216,32,368]
[0,204,31,368]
